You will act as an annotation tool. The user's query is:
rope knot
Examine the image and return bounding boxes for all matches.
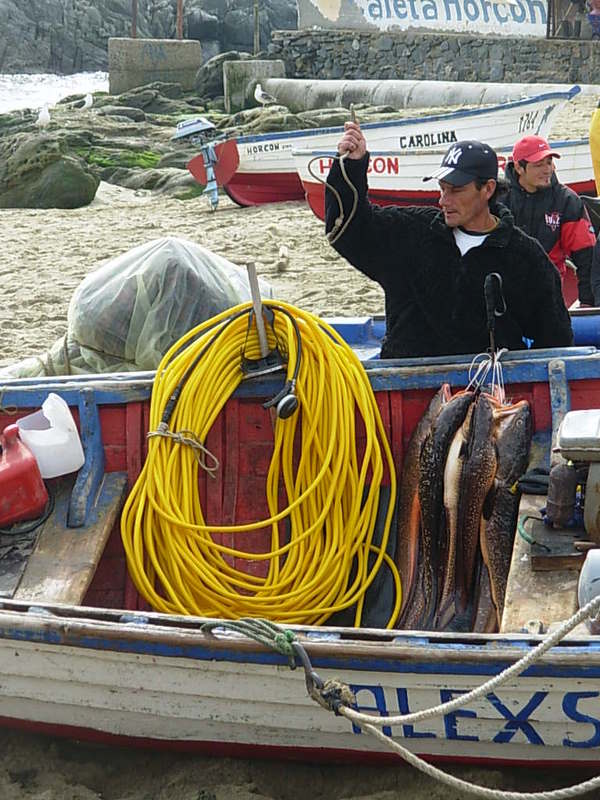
[273,631,296,659]
[146,426,220,478]
[309,678,355,715]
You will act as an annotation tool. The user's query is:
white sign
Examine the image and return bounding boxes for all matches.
[299,0,548,37]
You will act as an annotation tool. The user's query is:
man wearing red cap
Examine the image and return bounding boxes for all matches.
[503,134,596,307]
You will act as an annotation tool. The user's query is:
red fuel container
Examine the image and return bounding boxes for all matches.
[0,424,49,528]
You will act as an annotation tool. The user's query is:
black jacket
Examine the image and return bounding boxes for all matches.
[502,163,596,305]
[326,155,573,359]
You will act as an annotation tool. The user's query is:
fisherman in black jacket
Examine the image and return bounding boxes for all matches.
[503,135,596,307]
[325,122,573,359]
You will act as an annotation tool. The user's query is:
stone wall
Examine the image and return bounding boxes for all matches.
[267,29,600,84]
[108,38,203,94]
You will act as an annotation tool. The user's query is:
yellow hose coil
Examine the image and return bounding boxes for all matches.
[121,300,401,627]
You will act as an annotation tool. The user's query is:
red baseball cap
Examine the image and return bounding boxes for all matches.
[512,135,561,163]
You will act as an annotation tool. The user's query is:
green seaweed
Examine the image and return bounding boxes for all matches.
[76,148,162,169]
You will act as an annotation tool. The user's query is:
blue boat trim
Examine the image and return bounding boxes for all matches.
[1,623,600,681]
[237,87,580,146]
[68,388,106,528]
[3,348,600,407]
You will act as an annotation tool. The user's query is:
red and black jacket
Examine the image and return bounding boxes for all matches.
[503,163,596,305]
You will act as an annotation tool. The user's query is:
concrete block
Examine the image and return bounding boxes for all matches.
[108,38,203,94]
[223,59,286,113]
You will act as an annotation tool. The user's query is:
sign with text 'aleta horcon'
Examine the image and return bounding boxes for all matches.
[298,0,548,37]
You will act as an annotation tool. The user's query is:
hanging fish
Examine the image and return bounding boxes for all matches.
[435,400,475,630]
[472,561,498,634]
[480,400,531,628]
[454,392,498,625]
[416,389,476,629]
[396,384,451,625]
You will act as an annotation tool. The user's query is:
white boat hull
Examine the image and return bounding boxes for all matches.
[294,138,596,220]
[1,606,599,764]
[188,88,580,207]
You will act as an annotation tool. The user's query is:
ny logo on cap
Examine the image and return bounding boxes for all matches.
[443,146,463,166]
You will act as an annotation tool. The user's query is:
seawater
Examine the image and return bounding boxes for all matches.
[0,71,109,114]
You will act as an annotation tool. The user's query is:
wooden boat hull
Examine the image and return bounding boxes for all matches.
[2,335,600,764]
[187,88,579,207]
[0,600,600,765]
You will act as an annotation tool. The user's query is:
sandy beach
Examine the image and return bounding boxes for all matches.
[1,92,600,798]
[0,188,384,371]
[1,92,597,371]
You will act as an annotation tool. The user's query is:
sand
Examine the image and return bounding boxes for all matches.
[1,93,599,798]
[0,188,383,370]
[1,91,598,371]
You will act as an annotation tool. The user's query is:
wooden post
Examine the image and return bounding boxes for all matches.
[176,0,184,39]
[253,0,260,55]
[131,0,138,38]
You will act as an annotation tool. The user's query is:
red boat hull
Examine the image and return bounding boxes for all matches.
[305,179,598,222]
[224,170,305,207]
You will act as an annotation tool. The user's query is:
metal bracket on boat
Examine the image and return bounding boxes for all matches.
[68,388,105,529]
[548,358,571,467]
[240,307,288,379]
[291,640,355,715]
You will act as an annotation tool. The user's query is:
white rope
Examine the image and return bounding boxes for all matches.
[359,722,600,800]
[318,594,600,799]
[146,425,220,477]
[339,592,600,728]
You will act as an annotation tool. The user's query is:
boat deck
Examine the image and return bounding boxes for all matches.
[501,493,581,634]
[12,473,127,606]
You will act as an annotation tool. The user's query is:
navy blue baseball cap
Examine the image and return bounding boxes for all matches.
[423,140,498,186]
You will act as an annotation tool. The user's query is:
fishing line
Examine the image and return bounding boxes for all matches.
[307,105,359,246]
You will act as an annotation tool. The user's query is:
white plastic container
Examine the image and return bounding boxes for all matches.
[17,393,85,479]
[578,549,600,634]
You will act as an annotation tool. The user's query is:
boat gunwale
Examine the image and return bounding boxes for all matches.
[0,602,600,672]
[234,87,579,146]
[292,136,594,159]
[2,347,600,404]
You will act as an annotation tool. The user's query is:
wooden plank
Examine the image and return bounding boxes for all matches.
[501,493,579,633]
[15,472,127,605]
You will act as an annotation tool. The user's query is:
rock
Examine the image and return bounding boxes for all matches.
[187,8,220,41]
[157,149,198,170]
[0,0,297,74]
[96,105,147,122]
[195,51,253,99]
[106,166,198,198]
[0,133,99,208]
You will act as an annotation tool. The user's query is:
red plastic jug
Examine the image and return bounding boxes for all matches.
[0,424,49,528]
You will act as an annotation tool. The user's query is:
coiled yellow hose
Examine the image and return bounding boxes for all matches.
[120,300,401,627]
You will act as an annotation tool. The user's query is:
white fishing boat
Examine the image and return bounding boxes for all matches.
[2,309,600,775]
[292,137,596,221]
[186,87,580,207]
